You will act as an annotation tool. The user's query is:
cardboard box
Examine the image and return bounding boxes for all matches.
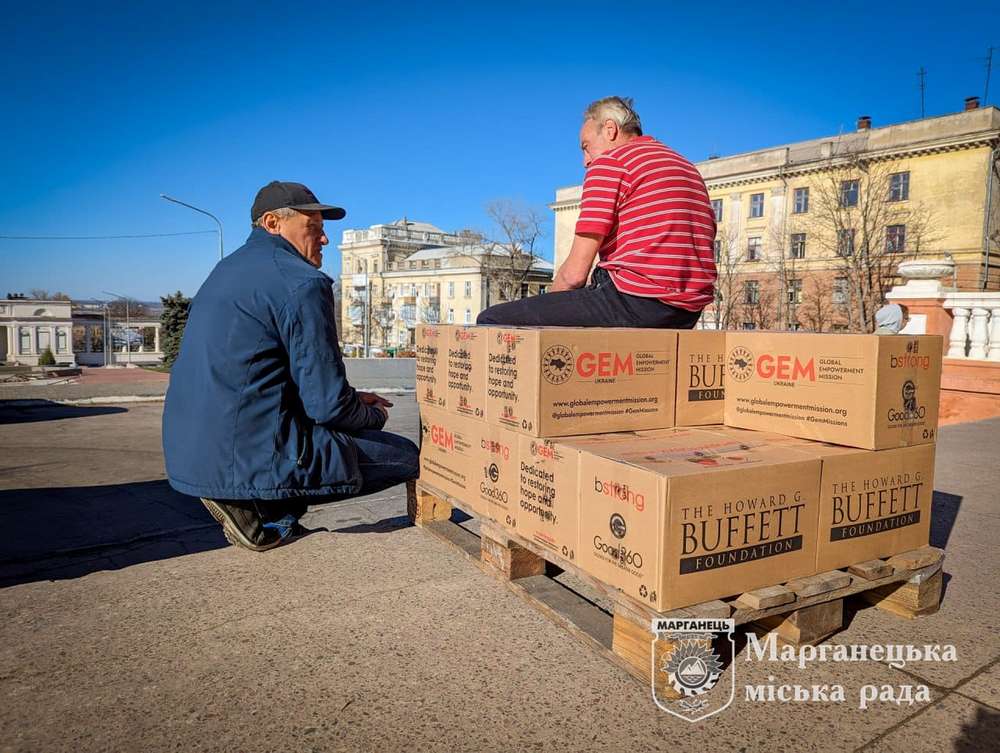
[516,432,639,564]
[773,440,936,571]
[417,405,490,519]
[576,428,821,611]
[675,330,726,426]
[724,332,942,449]
[486,327,678,437]
[445,325,488,421]
[415,324,449,409]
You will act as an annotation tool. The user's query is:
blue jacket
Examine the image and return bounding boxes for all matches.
[162,228,385,500]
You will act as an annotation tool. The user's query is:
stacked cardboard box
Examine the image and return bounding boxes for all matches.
[416,325,942,612]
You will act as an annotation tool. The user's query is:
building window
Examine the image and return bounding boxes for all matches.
[37,329,51,353]
[749,193,764,218]
[72,325,86,352]
[539,286,547,294]
[373,259,379,273]
[792,187,809,214]
[464,309,472,324]
[464,281,472,297]
[743,280,760,305]
[19,327,31,353]
[56,328,68,353]
[89,325,104,353]
[840,180,859,208]
[742,322,756,330]
[833,277,849,304]
[838,229,855,257]
[886,224,906,253]
[520,283,530,298]
[790,233,806,259]
[409,283,417,296]
[746,236,762,261]
[889,172,910,202]
[713,239,722,262]
[787,279,803,305]
[448,282,455,298]
[711,199,723,222]
[447,308,454,323]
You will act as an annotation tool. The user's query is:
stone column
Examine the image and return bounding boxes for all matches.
[969,308,990,360]
[947,307,970,358]
[988,308,1000,362]
[154,325,160,353]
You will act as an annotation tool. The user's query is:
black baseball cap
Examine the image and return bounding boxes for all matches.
[251,181,346,222]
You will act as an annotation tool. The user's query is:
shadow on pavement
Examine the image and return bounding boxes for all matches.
[930,490,962,550]
[954,704,1000,752]
[0,479,226,588]
[0,399,128,425]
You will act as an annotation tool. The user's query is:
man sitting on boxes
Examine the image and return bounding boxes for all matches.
[162,181,419,552]
[478,96,717,328]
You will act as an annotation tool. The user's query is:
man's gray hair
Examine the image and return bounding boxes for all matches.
[583,96,643,136]
[252,206,299,228]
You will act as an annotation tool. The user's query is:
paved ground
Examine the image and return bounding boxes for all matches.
[0,397,997,752]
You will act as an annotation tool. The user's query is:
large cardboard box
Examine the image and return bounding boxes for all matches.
[415,324,449,409]
[418,405,490,519]
[675,330,726,426]
[576,428,821,611]
[705,426,935,568]
[724,332,942,449]
[445,325,488,421]
[516,432,639,565]
[486,327,678,437]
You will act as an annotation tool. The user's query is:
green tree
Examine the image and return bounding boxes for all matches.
[38,347,56,366]
[160,291,191,368]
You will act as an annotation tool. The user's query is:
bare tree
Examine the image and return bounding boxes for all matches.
[369,300,396,349]
[796,272,847,332]
[29,289,71,301]
[738,282,779,330]
[808,151,938,332]
[708,224,742,329]
[479,199,546,304]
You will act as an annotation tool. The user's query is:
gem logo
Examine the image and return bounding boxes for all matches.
[609,513,627,539]
[727,347,754,382]
[652,618,735,722]
[541,345,574,384]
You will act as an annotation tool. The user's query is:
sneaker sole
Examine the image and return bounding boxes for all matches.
[200,498,284,552]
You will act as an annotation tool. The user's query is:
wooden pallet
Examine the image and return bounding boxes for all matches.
[408,480,945,688]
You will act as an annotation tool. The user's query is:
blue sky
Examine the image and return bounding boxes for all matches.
[2,1,998,301]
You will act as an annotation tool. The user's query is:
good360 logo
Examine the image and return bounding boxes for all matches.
[887,379,926,422]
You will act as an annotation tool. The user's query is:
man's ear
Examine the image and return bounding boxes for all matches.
[603,118,620,142]
[261,212,282,234]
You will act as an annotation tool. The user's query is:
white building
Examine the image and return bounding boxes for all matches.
[0,296,163,367]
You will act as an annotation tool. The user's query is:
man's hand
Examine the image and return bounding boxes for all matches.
[359,391,391,423]
[359,391,393,409]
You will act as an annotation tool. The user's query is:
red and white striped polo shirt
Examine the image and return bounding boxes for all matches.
[575,135,717,311]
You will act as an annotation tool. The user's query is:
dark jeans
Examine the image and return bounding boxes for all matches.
[229,429,419,519]
[476,267,702,328]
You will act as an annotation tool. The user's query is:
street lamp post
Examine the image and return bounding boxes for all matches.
[160,194,224,261]
[102,290,132,367]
